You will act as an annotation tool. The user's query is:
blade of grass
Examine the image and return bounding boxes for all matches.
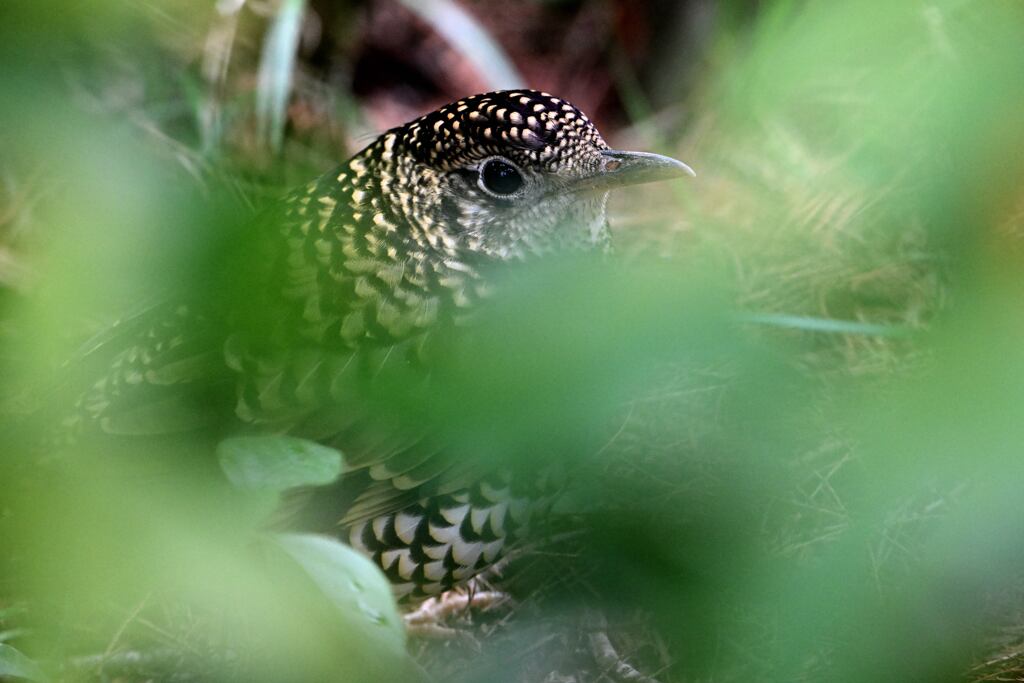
[198,0,246,153]
[397,0,524,90]
[739,312,911,337]
[256,0,306,152]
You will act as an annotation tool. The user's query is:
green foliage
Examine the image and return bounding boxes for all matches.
[0,644,47,682]
[1,0,1023,681]
[273,534,406,654]
[218,435,343,492]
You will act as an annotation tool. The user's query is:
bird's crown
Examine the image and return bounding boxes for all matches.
[399,90,609,175]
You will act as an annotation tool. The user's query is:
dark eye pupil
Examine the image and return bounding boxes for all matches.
[481,159,523,196]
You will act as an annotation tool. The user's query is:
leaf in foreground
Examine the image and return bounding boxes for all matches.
[0,644,46,682]
[273,533,406,655]
[217,435,344,492]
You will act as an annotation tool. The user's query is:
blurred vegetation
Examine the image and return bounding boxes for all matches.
[2,0,1024,682]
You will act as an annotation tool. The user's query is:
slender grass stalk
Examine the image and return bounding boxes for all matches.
[739,312,911,337]
[397,0,524,90]
[256,0,306,152]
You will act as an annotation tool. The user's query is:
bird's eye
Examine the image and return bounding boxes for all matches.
[479,158,524,197]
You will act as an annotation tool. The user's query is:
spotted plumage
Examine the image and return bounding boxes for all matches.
[347,473,537,600]
[55,90,693,600]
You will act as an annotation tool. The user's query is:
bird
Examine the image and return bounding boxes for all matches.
[49,90,694,601]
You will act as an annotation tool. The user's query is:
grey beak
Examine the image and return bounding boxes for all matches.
[601,149,695,182]
[571,150,695,194]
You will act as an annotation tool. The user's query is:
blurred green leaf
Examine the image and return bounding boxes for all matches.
[218,435,343,491]
[3,0,1024,681]
[0,630,28,644]
[0,644,46,682]
[274,533,406,654]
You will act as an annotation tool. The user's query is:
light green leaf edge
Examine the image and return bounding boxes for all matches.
[0,644,47,682]
[273,533,406,654]
[217,434,343,492]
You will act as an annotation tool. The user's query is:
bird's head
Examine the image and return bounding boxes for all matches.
[346,90,694,261]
